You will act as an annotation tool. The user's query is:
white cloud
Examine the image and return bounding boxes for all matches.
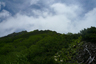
[76,8,96,30]
[0,2,96,37]
[0,3,80,37]
[0,10,10,17]
[51,3,82,20]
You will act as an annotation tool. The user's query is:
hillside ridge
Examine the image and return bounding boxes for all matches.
[0,27,96,64]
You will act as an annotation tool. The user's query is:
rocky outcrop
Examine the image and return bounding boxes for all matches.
[76,42,96,64]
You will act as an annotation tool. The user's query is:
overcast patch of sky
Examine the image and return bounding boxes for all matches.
[0,0,96,37]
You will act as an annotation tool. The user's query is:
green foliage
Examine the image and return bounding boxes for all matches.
[0,44,14,55]
[80,26,96,43]
[53,37,83,64]
[0,27,96,64]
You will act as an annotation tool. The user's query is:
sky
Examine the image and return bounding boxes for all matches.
[0,0,96,37]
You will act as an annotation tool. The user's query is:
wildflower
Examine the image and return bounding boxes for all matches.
[54,58,58,61]
[60,60,63,62]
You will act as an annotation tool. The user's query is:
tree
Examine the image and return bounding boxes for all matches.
[80,26,96,43]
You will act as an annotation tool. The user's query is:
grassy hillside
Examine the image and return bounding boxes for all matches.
[0,27,96,64]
